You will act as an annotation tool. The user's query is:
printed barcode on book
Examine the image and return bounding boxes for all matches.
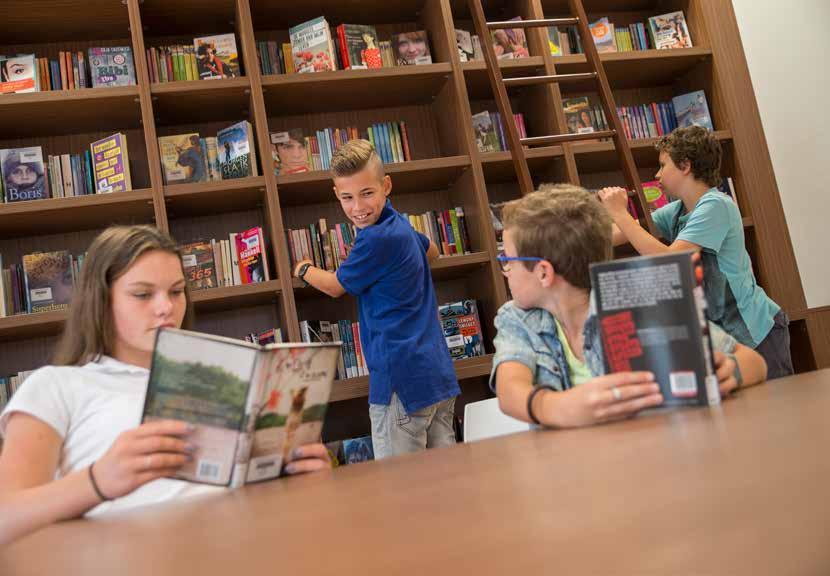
[197,460,221,480]
[670,371,697,397]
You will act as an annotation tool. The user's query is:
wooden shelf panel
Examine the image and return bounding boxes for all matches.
[481,146,565,182]
[555,48,714,93]
[261,64,453,116]
[0,189,156,239]
[573,129,733,173]
[330,353,493,402]
[190,280,282,313]
[139,0,236,38]
[0,87,143,139]
[0,0,131,45]
[151,78,252,126]
[539,0,660,15]
[463,57,546,101]
[292,251,491,294]
[0,311,67,343]
[0,281,284,342]
[276,156,471,205]
[164,177,267,218]
[251,0,427,30]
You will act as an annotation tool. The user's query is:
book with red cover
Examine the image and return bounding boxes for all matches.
[235,227,268,284]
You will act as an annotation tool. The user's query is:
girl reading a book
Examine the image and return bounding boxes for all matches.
[0,225,331,546]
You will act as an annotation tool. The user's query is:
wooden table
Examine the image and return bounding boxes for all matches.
[3,370,829,575]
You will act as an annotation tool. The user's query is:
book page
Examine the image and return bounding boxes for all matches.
[144,329,258,486]
[246,345,340,483]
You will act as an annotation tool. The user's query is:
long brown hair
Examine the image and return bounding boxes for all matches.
[53,225,194,366]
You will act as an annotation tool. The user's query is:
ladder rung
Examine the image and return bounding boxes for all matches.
[487,18,579,30]
[503,72,597,88]
[520,131,616,146]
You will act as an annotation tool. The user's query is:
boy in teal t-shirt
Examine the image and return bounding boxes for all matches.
[599,126,792,379]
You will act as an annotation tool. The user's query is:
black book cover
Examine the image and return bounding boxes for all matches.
[590,252,718,407]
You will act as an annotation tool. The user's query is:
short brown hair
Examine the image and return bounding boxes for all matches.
[330,139,385,179]
[656,126,722,187]
[53,225,194,366]
[501,183,612,290]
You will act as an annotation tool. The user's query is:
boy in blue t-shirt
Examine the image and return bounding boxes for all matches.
[599,126,792,379]
[292,139,459,459]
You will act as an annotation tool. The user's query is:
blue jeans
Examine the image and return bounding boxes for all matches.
[369,393,456,460]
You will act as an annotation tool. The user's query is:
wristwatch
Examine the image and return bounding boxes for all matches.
[296,262,312,286]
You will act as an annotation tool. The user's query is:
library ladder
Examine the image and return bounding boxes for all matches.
[468,0,656,233]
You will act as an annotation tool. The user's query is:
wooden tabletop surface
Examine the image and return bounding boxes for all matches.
[3,370,829,575]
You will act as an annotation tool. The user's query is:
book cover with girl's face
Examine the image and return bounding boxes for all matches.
[392,31,432,65]
[0,54,37,94]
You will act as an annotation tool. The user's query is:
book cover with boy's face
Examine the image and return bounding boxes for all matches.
[145,329,258,485]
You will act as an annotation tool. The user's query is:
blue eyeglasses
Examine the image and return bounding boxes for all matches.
[496,252,544,272]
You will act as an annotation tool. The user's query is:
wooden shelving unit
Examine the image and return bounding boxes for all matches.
[0,0,818,441]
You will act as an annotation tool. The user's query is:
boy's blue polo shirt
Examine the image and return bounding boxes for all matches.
[335,200,459,413]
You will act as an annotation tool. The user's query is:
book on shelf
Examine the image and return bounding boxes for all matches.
[379,40,395,67]
[300,319,367,379]
[455,30,475,62]
[158,133,206,184]
[180,241,217,291]
[672,90,713,131]
[22,251,73,313]
[217,121,258,179]
[194,33,240,79]
[256,41,283,75]
[342,436,374,464]
[391,31,433,66]
[471,35,484,60]
[471,111,500,153]
[563,97,596,134]
[0,147,50,202]
[90,133,132,193]
[548,27,563,56]
[590,251,720,407]
[590,17,617,53]
[648,11,692,50]
[336,24,382,70]
[271,129,311,175]
[288,220,355,273]
[46,151,97,197]
[640,180,669,214]
[88,47,136,88]
[245,328,283,346]
[439,300,485,360]
[491,17,530,60]
[402,207,473,256]
[147,44,199,83]
[0,54,38,93]
[290,16,337,73]
[0,371,35,412]
[142,327,340,486]
[235,227,270,284]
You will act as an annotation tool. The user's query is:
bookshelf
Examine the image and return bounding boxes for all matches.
[0,0,817,444]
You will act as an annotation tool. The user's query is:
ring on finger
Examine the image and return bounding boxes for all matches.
[611,387,622,401]
[145,454,153,470]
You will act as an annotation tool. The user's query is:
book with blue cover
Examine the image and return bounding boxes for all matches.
[672,90,713,130]
[217,120,258,179]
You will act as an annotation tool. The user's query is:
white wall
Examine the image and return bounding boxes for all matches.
[731,0,830,309]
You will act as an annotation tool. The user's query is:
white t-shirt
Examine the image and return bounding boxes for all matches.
[0,356,224,517]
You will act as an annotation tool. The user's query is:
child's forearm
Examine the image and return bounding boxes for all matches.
[301,265,346,298]
[614,213,670,256]
[0,468,102,547]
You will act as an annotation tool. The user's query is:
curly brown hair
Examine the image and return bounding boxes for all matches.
[500,183,612,291]
[656,126,722,187]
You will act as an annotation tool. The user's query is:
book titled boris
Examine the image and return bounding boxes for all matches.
[143,328,340,486]
[88,47,136,87]
[0,147,50,202]
[22,251,73,313]
[90,133,132,193]
[217,121,258,179]
[590,252,720,407]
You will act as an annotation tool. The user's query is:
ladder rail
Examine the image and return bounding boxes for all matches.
[467,0,534,195]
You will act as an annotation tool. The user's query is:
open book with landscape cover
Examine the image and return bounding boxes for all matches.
[143,328,340,487]
[590,252,720,407]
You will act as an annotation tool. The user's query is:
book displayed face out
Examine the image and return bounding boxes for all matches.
[143,328,340,486]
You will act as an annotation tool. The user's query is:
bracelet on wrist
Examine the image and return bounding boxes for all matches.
[526,386,549,426]
[88,461,112,502]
